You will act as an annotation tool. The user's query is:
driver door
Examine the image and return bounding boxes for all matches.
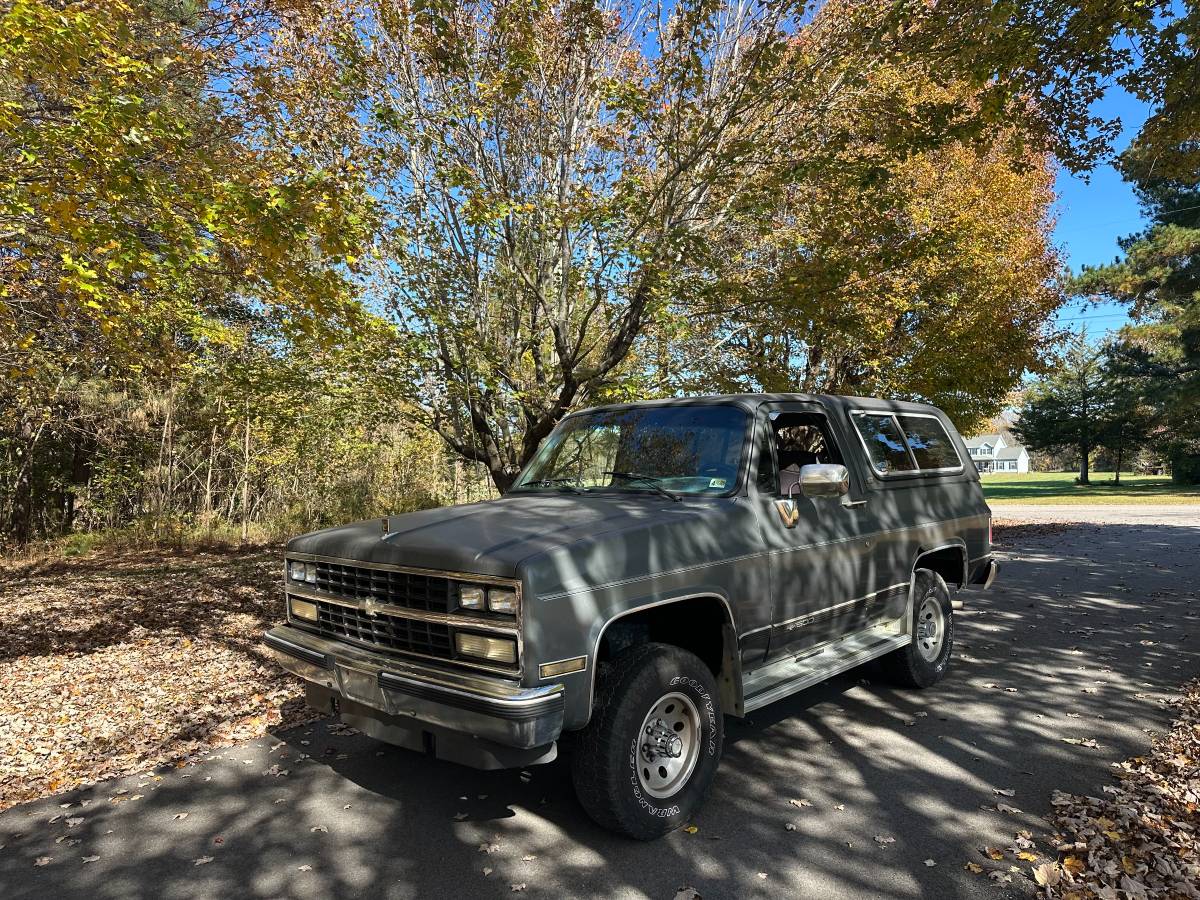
[751,402,876,659]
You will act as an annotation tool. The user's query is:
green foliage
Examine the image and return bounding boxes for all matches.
[1070,5,1200,485]
[1013,335,1110,483]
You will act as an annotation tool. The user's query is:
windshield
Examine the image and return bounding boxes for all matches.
[512,405,749,496]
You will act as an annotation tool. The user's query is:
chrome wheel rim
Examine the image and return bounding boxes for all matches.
[636,692,701,799]
[915,594,945,661]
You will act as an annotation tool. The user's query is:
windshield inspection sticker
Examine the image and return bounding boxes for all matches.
[708,477,727,488]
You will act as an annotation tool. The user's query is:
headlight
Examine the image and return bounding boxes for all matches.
[286,560,317,584]
[455,632,517,664]
[487,588,518,615]
[458,585,485,610]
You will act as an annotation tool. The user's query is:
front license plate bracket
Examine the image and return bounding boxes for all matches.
[336,665,386,711]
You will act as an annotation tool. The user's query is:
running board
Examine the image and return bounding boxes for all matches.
[742,627,911,714]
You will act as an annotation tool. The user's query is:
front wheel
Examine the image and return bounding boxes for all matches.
[571,643,724,840]
[881,569,954,688]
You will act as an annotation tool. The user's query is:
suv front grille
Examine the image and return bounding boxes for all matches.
[314,600,454,660]
[312,560,453,613]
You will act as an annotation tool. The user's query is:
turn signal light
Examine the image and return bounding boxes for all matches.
[289,597,318,622]
[454,633,517,664]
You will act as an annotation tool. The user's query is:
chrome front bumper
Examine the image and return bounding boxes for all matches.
[264,625,565,769]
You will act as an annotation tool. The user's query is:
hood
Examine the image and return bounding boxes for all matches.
[285,492,709,579]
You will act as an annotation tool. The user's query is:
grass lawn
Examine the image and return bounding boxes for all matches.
[981,471,1200,505]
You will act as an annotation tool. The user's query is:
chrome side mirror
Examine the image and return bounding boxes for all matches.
[799,463,850,498]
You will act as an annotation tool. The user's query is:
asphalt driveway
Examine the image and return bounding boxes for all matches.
[2,509,1198,899]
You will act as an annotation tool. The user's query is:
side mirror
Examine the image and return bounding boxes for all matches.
[799,463,850,498]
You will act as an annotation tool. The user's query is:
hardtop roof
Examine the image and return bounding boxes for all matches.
[569,393,951,419]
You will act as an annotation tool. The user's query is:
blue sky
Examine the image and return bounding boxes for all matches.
[1051,85,1151,337]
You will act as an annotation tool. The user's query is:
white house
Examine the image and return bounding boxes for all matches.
[964,433,1030,473]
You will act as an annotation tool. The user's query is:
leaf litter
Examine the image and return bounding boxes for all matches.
[0,549,319,810]
[1034,678,1200,899]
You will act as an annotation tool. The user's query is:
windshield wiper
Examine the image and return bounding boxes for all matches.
[602,471,681,502]
[520,477,585,494]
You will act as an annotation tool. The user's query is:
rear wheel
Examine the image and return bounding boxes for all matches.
[881,569,954,688]
[571,643,724,840]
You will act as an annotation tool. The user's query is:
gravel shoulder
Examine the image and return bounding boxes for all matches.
[2,514,1198,899]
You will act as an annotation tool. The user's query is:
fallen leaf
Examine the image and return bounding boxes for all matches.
[964,862,983,874]
[985,847,1005,861]
[510,884,526,893]
[874,835,895,845]
[784,823,797,832]
[923,859,936,867]
[310,825,327,833]
[66,817,84,827]
[35,857,52,867]
[81,855,99,863]
[1032,863,1060,887]
[479,842,501,854]
[683,825,699,834]
[297,864,312,872]
[521,855,536,861]
[1017,851,1038,862]
[1062,856,1086,876]
[193,856,214,866]
[756,873,767,880]
[673,890,701,900]
[992,788,1016,797]
[173,813,188,821]
[482,867,492,876]
[788,798,812,808]
[996,803,1022,815]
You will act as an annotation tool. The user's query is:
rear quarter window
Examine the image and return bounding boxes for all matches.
[896,414,963,472]
[851,414,916,475]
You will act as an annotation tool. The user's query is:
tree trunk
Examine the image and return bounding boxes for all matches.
[241,408,251,542]
[202,421,218,524]
[1079,443,1090,484]
[1115,441,1123,485]
[490,466,517,495]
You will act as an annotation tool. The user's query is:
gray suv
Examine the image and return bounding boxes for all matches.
[265,394,997,839]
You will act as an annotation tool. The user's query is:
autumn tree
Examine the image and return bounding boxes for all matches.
[659,62,1064,425]
[0,0,375,540]
[265,0,1127,491]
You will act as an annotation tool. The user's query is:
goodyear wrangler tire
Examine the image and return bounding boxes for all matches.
[881,568,954,688]
[571,643,724,840]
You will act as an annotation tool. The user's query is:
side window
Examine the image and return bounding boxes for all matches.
[852,414,915,475]
[755,423,778,495]
[895,415,962,471]
[763,411,845,496]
